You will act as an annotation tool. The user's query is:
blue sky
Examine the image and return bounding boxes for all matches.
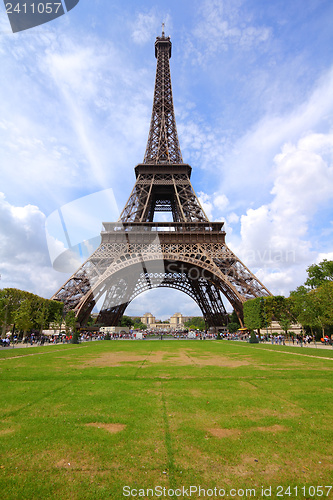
[1,0,333,319]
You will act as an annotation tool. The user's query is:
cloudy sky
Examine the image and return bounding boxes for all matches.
[1,0,333,319]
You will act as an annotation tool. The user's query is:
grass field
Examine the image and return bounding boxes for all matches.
[0,340,332,499]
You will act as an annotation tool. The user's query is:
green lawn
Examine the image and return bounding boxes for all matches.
[0,340,332,499]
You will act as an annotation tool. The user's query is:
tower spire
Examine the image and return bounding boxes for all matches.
[143,31,183,164]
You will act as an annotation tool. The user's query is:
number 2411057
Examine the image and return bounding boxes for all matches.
[6,3,63,14]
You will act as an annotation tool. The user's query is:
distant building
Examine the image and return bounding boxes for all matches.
[169,313,192,328]
[265,321,302,336]
[141,313,156,326]
[139,312,196,330]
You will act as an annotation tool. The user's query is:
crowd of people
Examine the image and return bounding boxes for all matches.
[0,337,10,347]
[0,331,106,347]
[1,329,332,347]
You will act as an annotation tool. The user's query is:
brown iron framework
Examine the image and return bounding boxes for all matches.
[52,30,271,327]
[143,30,183,165]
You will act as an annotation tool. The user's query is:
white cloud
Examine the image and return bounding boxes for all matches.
[221,66,333,205]
[178,120,229,172]
[192,0,271,59]
[227,212,239,224]
[0,26,153,212]
[0,194,67,298]
[316,252,333,263]
[234,131,333,295]
[198,192,214,220]
[131,12,159,45]
[213,193,229,212]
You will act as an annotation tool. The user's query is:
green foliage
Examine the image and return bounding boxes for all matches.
[71,330,80,344]
[118,315,134,327]
[243,298,265,331]
[249,331,259,343]
[228,322,240,333]
[264,295,290,323]
[289,283,333,335]
[277,313,292,334]
[0,288,64,337]
[133,321,147,330]
[52,311,63,334]
[0,288,25,334]
[34,302,49,334]
[184,316,205,330]
[245,295,296,335]
[14,299,33,336]
[289,286,315,328]
[305,259,333,289]
[228,311,241,333]
[309,282,333,335]
[289,260,333,336]
[65,310,77,334]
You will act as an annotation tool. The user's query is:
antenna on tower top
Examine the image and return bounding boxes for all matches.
[162,22,165,37]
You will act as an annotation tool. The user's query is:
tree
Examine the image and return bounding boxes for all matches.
[52,311,63,336]
[264,296,289,323]
[288,259,333,338]
[289,286,323,337]
[0,288,24,335]
[243,298,266,332]
[184,317,205,330]
[34,300,49,335]
[64,311,80,344]
[14,299,33,338]
[277,313,292,336]
[264,296,294,335]
[0,294,9,338]
[305,259,333,289]
[133,320,147,330]
[310,282,333,336]
[228,311,241,333]
[65,311,77,336]
[0,288,64,340]
[118,316,134,328]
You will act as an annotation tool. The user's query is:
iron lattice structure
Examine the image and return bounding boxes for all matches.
[143,32,183,165]
[52,31,271,328]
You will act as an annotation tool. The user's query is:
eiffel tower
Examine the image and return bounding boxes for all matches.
[52,29,271,328]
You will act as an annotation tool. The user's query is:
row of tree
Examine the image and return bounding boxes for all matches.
[243,260,333,338]
[0,288,64,338]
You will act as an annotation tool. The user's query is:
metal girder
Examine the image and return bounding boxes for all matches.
[52,229,271,327]
[94,264,228,327]
[143,34,183,165]
[119,170,208,223]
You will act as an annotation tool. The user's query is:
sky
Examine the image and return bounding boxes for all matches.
[0,0,333,320]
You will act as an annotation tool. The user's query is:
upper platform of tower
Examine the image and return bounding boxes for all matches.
[143,30,184,165]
